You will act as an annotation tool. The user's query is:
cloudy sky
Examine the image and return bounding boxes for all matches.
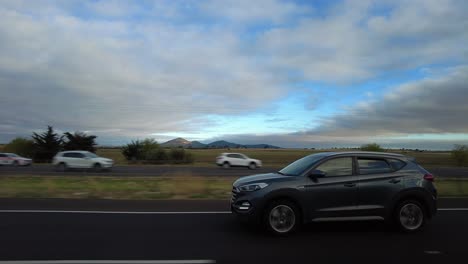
[1,0,467,149]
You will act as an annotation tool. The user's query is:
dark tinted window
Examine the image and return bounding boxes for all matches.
[63,153,75,158]
[358,158,393,175]
[279,153,328,176]
[315,157,353,177]
[0,154,6,157]
[388,159,406,171]
[227,154,237,158]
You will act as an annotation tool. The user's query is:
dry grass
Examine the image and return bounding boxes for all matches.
[0,174,466,199]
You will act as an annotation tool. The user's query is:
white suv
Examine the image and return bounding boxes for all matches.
[216,153,262,169]
[53,151,113,171]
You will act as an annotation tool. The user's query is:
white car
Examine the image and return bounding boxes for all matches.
[0,153,32,166]
[216,153,262,169]
[52,150,113,171]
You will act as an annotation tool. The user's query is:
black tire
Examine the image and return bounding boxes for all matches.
[56,163,67,172]
[394,200,426,233]
[222,162,230,169]
[93,163,102,172]
[263,200,300,236]
[248,162,257,170]
[12,161,19,167]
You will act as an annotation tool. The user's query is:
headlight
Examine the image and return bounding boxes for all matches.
[238,182,269,192]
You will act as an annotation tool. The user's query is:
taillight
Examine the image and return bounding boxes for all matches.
[424,173,435,182]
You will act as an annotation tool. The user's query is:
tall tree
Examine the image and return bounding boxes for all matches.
[31,126,63,162]
[63,131,97,152]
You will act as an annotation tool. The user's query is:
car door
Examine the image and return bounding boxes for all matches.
[227,154,242,166]
[238,154,250,166]
[355,157,406,217]
[75,153,89,168]
[302,156,358,218]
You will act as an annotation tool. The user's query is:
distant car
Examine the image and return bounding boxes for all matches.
[0,153,32,166]
[216,153,262,169]
[231,151,437,235]
[52,151,113,171]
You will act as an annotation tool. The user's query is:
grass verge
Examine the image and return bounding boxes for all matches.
[0,175,467,200]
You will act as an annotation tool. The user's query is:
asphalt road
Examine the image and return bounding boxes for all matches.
[1,164,468,178]
[0,199,467,264]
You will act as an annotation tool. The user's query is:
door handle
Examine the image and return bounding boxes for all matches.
[344,183,356,187]
[389,178,401,184]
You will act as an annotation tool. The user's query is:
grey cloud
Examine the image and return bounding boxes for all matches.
[0,4,288,143]
[307,66,468,136]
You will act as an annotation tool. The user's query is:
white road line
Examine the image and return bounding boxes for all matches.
[0,208,467,214]
[437,208,468,211]
[0,261,215,264]
[0,210,232,214]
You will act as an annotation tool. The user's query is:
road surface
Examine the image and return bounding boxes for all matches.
[0,198,467,264]
[1,164,467,178]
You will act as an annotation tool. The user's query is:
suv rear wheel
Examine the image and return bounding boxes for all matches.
[93,163,102,172]
[395,200,426,232]
[248,162,257,170]
[264,200,300,235]
[56,163,67,172]
[222,162,230,169]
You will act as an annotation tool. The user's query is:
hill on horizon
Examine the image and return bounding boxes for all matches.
[159,138,280,149]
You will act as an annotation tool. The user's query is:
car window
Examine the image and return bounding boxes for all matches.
[227,154,237,158]
[358,158,393,175]
[63,153,75,158]
[75,153,85,158]
[387,158,406,171]
[279,153,329,176]
[315,157,353,177]
[0,154,6,157]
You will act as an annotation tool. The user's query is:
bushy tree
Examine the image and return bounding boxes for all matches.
[145,148,168,164]
[451,145,468,166]
[32,126,63,162]
[360,143,384,152]
[63,131,97,152]
[141,138,159,154]
[122,140,144,161]
[3,137,35,158]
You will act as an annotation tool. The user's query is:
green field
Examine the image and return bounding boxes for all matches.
[0,175,466,200]
[95,148,457,168]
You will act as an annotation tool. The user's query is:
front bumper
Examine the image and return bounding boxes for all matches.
[230,188,265,224]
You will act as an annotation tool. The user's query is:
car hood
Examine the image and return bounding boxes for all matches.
[233,172,286,187]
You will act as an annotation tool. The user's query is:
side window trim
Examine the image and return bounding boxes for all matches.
[386,158,407,171]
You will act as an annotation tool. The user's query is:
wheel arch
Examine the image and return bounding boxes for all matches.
[387,188,435,220]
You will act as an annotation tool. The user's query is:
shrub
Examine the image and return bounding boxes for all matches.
[451,145,468,166]
[360,143,384,152]
[145,148,168,164]
[122,140,144,161]
[3,137,35,158]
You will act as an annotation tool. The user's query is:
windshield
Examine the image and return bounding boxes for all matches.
[279,153,328,176]
[85,152,98,158]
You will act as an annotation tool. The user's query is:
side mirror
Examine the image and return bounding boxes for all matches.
[308,170,326,180]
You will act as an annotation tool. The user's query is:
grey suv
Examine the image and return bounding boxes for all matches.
[231,152,437,235]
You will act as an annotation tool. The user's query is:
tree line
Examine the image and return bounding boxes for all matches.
[2,126,193,164]
[3,126,97,162]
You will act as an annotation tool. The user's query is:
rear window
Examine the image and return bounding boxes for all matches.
[358,158,393,175]
[387,158,406,171]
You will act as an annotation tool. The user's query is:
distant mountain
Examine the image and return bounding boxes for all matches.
[189,141,207,148]
[207,140,243,149]
[160,137,192,148]
[244,144,280,149]
[160,138,281,149]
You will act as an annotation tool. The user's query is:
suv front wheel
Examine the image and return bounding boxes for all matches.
[395,200,426,233]
[264,200,300,235]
